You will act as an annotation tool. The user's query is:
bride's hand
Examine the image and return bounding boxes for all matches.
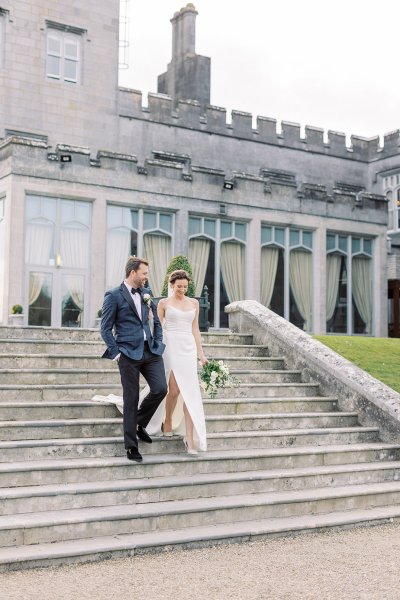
[198,356,208,367]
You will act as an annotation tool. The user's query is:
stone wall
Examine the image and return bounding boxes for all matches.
[0,136,389,332]
[226,300,400,442]
[0,0,120,151]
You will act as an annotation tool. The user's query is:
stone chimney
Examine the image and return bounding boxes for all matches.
[157,4,211,109]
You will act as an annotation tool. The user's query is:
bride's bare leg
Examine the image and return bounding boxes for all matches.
[183,403,195,450]
[164,371,179,433]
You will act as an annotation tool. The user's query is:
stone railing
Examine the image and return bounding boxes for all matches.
[226,300,400,442]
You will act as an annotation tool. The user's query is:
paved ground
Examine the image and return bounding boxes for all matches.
[2,522,400,600]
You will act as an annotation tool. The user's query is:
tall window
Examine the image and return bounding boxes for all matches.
[106,205,173,295]
[326,233,373,335]
[261,225,313,332]
[189,216,247,328]
[46,28,80,83]
[25,195,91,327]
[0,10,5,69]
[383,176,400,232]
[0,197,4,321]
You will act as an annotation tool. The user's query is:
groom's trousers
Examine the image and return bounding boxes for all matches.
[118,342,168,450]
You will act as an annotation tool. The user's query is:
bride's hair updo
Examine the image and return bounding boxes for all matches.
[169,269,191,285]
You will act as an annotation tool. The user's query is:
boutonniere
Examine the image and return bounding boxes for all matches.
[143,293,152,308]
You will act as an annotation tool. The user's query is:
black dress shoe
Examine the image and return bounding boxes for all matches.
[127,448,143,462]
[137,425,152,444]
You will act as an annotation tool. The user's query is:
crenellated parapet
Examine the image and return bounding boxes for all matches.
[0,135,386,225]
[118,89,400,163]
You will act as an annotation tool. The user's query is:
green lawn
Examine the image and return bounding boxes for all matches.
[314,336,400,394]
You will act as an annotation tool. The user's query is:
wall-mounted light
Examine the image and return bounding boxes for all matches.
[60,155,72,163]
[223,180,234,190]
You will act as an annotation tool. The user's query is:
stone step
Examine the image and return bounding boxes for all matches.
[205,412,359,433]
[0,382,320,402]
[0,369,301,386]
[0,327,253,345]
[0,327,103,341]
[0,412,359,441]
[0,401,120,421]
[2,481,400,548]
[0,354,284,370]
[0,428,380,462]
[0,397,339,421]
[1,444,398,488]
[2,505,399,572]
[0,340,269,357]
[203,397,339,415]
[0,384,122,402]
[2,461,400,516]
[202,383,320,399]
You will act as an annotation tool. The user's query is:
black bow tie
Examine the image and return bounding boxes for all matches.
[131,287,141,295]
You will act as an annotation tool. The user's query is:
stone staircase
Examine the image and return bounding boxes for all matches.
[1,326,400,571]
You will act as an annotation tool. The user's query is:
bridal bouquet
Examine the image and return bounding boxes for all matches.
[199,359,239,399]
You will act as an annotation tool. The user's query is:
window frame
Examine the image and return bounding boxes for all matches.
[326,232,373,335]
[46,27,81,84]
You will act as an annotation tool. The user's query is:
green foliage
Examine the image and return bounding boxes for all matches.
[11,304,23,315]
[314,335,400,394]
[97,308,103,318]
[199,359,239,398]
[161,255,196,297]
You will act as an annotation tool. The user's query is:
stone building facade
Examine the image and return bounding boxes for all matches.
[0,1,398,335]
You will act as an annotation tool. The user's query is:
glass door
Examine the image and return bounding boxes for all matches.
[25,196,91,327]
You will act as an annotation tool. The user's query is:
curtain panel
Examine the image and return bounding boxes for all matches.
[260,246,279,307]
[326,254,342,322]
[106,229,131,289]
[352,256,372,334]
[189,238,211,296]
[289,250,313,331]
[143,234,172,296]
[220,242,245,302]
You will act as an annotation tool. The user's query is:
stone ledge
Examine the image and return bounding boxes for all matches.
[226,301,400,442]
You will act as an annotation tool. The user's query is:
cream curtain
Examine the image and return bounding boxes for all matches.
[352,256,372,334]
[61,226,89,269]
[326,254,342,322]
[25,222,53,266]
[107,229,131,289]
[143,234,172,296]
[64,275,84,325]
[26,222,53,308]
[65,274,84,308]
[29,272,45,306]
[260,246,279,307]
[189,238,211,296]
[289,250,313,331]
[220,242,245,302]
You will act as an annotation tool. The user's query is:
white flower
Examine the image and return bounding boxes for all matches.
[143,293,152,307]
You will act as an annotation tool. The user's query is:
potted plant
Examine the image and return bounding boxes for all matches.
[155,255,210,331]
[9,304,24,327]
[161,255,196,298]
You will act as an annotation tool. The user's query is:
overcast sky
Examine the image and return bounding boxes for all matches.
[119,0,399,141]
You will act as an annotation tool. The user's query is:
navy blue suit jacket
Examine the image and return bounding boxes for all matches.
[100,284,165,360]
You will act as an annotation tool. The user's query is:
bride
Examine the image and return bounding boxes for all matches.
[93,269,208,454]
[156,269,208,454]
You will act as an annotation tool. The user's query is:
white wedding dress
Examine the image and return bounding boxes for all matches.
[92,304,207,452]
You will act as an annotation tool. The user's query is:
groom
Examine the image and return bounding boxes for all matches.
[101,256,167,462]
